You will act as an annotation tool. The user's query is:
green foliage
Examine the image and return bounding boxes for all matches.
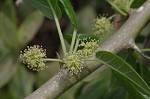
[17,11,44,47]
[0,54,18,88]
[96,51,150,98]
[76,70,127,99]
[76,70,112,99]
[0,0,44,98]
[0,12,17,49]
[0,0,16,24]
[59,0,78,29]
[25,0,78,29]
[25,0,62,19]
[131,0,146,8]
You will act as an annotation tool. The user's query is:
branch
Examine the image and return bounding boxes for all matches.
[25,0,150,99]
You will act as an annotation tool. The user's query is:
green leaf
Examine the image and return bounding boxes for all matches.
[17,11,44,48]
[0,12,17,49]
[25,0,62,19]
[77,79,110,99]
[0,0,16,25]
[103,74,127,99]
[96,51,150,98]
[113,71,149,99]
[143,67,150,87]
[131,0,146,8]
[58,0,78,29]
[8,65,34,99]
[0,54,18,88]
[76,69,112,99]
[64,34,72,45]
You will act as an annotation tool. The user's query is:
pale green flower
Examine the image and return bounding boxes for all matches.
[20,45,47,71]
[63,52,84,74]
[112,0,133,13]
[92,16,113,37]
[78,38,99,58]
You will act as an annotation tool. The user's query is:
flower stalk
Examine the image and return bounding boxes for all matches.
[48,0,67,57]
[70,29,77,52]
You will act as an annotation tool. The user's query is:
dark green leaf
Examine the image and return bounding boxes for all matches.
[131,0,146,8]
[143,67,150,87]
[58,0,78,29]
[103,73,127,99]
[96,51,150,98]
[25,0,62,19]
[76,69,111,99]
[64,34,72,45]
[113,71,149,99]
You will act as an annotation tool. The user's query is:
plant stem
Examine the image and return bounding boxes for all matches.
[108,14,116,20]
[106,0,127,16]
[48,1,67,56]
[44,58,64,63]
[141,49,150,52]
[73,39,80,53]
[69,29,77,52]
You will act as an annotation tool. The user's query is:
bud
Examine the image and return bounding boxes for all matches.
[63,52,84,74]
[111,0,133,13]
[78,38,99,58]
[92,16,113,37]
[20,45,47,71]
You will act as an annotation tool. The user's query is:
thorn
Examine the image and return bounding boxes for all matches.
[127,39,150,60]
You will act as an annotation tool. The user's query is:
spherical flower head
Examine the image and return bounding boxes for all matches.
[112,0,132,13]
[92,16,113,37]
[20,45,47,71]
[63,53,84,74]
[78,38,99,58]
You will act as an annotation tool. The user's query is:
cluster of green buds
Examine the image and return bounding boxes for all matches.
[63,38,99,74]
[92,16,113,37]
[63,52,84,74]
[20,45,47,71]
[20,38,99,74]
[78,38,99,58]
[107,0,134,16]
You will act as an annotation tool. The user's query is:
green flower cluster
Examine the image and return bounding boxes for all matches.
[111,0,133,13]
[78,38,99,58]
[63,52,84,74]
[63,38,99,74]
[92,16,113,37]
[20,45,47,71]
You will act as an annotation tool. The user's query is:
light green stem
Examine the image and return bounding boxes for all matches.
[141,49,150,52]
[74,39,80,53]
[108,14,116,20]
[106,0,127,16]
[48,1,67,56]
[44,58,64,63]
[70,29,77,52]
